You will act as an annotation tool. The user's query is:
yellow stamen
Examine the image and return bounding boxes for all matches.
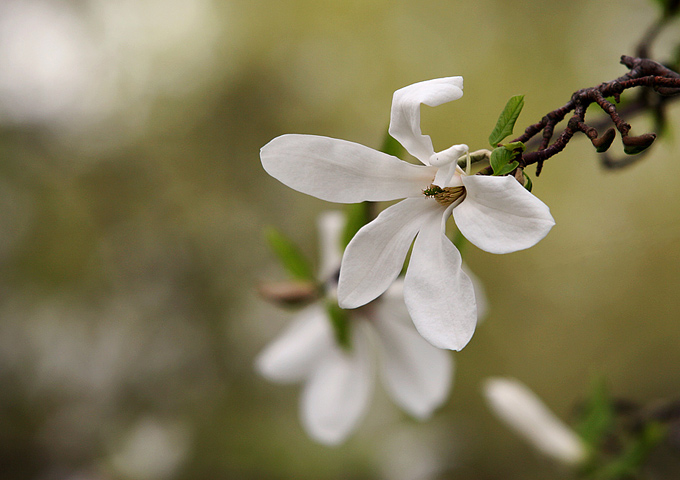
[422,184,466,206]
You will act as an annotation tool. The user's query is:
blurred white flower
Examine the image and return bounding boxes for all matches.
[255,211,454,445]
[109,417,191,480]
[483,377,588,466]
[261,77,554,351]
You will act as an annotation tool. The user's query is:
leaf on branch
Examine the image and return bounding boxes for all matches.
[494,161,519,176]
[264,226,315,281]
[490,146,517,175]
[503,141,527,152]
[489,95,525,147]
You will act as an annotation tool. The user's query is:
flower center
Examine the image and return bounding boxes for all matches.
[423,184,466,206]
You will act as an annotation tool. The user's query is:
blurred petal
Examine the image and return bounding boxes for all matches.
[255,304,333,383]
[372,313,453,419]
[301,326,374,445]
[404,205,477,351]
[317,211,345,281]
[338,198,438,309]
[261,134,436,203]
[389,77,464,165]
[484,378,588,465]
[454,175,555,254]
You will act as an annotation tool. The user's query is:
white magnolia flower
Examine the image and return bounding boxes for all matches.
[484,377,588,466]
[256,211,454,445]
[261,76,555,351]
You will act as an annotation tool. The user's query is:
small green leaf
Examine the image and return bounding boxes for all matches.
[502,141,526,152]
[592,423,666,480]
[494,161,519,176]
[489,95,525,147]
[264,227,315,281]
[490,147,513,174]
[523,172,533,192]
[325,299,352,350]
[576,378,615,449]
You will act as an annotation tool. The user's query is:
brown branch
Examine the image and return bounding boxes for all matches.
[514,56,680,176]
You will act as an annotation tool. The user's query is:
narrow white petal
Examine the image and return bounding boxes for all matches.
[317,211,345,281]
[372,312,453,419]
[261,134,436,203]
[300,326,374,445]
[484,378,588,465]
[389,77,464,165]
[254,304,333,383]
[403,205,477,351]
[454,175,555,254]
[338,198,438,309]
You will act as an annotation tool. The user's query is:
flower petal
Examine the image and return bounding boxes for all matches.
[261,134,436,203]
[300,325,374,445]
[338,198,438,309]
[389,77,464,165]
[403,205,477,351]
[484,378,588,465]
[254,304,333,383]
[454,175,555,254]
[371,311,453,419]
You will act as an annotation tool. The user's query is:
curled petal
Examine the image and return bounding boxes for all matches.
[484,378,588,465]
[300,325,374,445]
[338,198,438,309]
[255,304,333,383]
[389,77,464,165]
[261,134,435,203]
[403,205,477,351]
[372,312,453,419]
[454,175,555,254]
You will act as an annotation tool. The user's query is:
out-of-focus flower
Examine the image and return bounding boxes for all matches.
[261,77,554,351]
[255,211,453,445]
[483,377,588,466]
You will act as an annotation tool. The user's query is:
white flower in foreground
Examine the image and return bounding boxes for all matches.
[261,76,555,351]
[483,377,588,466]
[255,211,454,445]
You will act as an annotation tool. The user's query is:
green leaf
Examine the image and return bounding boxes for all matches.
[264,227,315,281]
[592,423,666,480]
[342,202,371,249]
[503,141,526,152]
[523,172,533,192]
[489,95,525,147]
[325,299,352,350]
[494,161,519,176]
[576,378,615,449]
[490,147,513,174]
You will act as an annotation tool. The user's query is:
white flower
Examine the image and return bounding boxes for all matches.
[483,377,588,466]
[255,211,454,445]
[261,77,555,351]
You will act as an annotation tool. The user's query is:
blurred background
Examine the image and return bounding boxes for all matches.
[0,0,678,479]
